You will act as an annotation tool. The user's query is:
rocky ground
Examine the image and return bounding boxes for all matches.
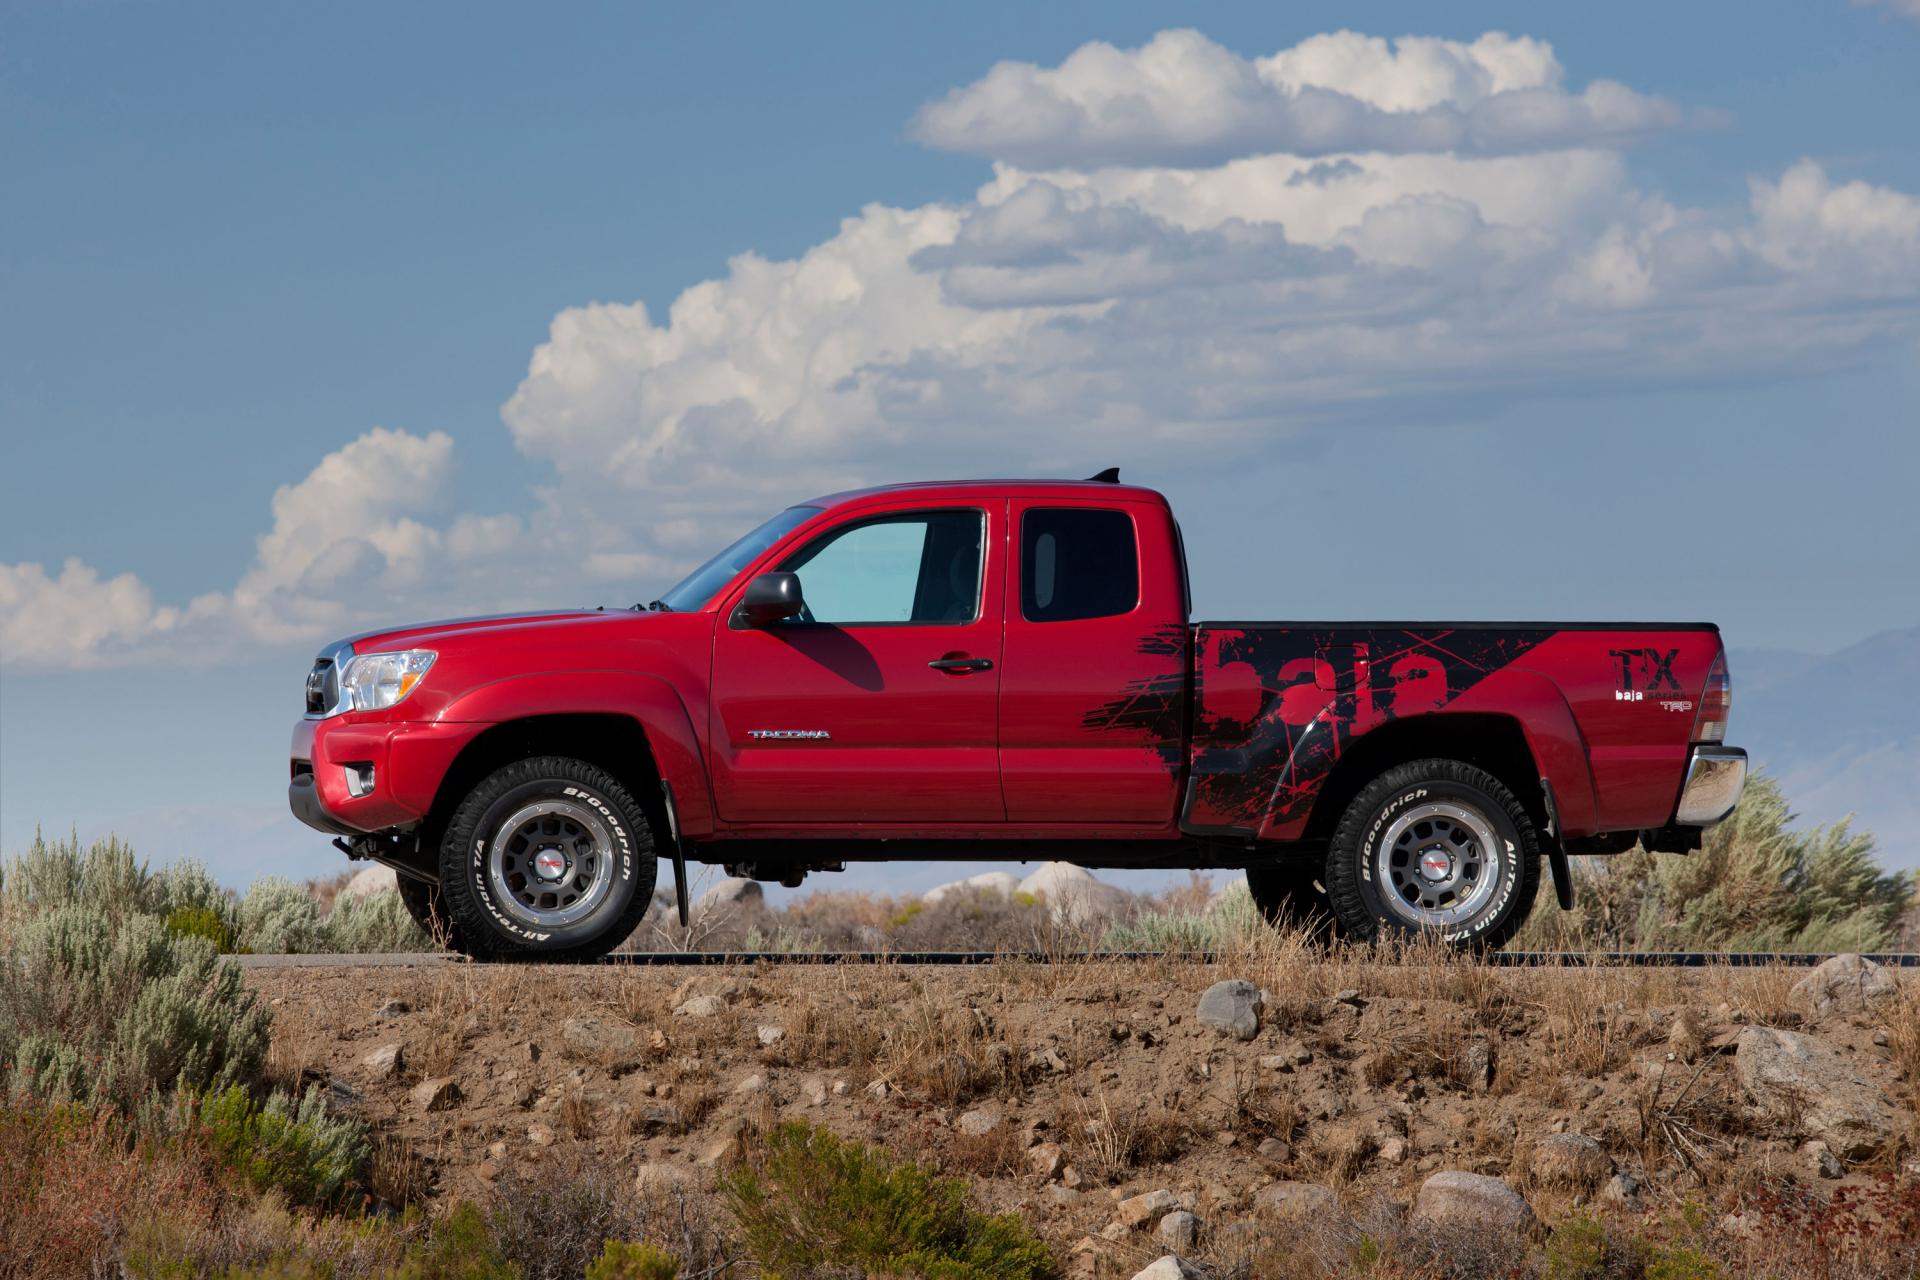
[251,945,1920,1278]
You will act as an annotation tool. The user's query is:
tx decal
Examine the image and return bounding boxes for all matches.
[1609,648,1681,701]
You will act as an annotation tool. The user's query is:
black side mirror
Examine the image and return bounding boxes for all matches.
[735,572,805,626]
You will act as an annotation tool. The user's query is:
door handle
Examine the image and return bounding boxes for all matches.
[928,657,993,672]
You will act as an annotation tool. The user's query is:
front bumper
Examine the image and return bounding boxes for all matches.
[289,716,485,837]
[1674,745,1747,826]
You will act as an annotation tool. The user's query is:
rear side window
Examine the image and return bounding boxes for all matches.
[1021,508,1138,623]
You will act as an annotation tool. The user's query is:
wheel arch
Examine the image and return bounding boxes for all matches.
[419,713,669,857]
[1296,712,1549,845]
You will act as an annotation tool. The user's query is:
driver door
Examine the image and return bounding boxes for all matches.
[709,503,1007,824]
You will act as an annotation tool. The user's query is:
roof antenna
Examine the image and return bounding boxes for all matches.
[1086,467,1120,483]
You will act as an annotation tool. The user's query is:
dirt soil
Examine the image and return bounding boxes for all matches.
[249,950,1920,1275]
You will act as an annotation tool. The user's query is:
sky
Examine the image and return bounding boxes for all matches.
[3,1,1919,892]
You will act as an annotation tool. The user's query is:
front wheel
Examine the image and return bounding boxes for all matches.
[437,756,657,961]
[1323,759,1540,950]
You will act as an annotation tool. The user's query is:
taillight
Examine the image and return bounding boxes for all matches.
[1692,651,1731,743]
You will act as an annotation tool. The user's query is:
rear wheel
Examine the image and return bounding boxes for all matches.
[1324,758,1540,950]
[1245,861,1343,942]
[437,756,657,961]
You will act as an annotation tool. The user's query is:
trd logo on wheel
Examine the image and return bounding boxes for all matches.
[1609,648,1681,701]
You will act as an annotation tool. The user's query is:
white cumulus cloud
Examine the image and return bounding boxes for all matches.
[911,29,1692,169]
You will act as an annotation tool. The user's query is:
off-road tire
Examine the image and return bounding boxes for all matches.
[438,756,657,961]
[1244,861,1344,943]
[1324,758,1540,950]
[396,875,463,953]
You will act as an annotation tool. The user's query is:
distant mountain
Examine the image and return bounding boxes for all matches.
[1730,625,1920,870]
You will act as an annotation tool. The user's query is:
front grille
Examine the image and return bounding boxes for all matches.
[305,660,338,715]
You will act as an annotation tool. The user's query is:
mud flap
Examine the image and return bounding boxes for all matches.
[1547,846,1574,910]
[1539,776,1574,911]
[660,781,691,928]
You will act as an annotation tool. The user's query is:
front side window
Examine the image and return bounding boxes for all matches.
[1021,508,1139,623]
[780,510,983,625]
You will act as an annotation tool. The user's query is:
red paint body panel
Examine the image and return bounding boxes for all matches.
[289,478,1735,866]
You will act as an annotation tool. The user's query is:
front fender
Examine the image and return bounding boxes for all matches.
[439,670,716,838]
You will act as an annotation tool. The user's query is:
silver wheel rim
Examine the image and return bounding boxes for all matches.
[1374,800,1506,929]
[488,799,617,930]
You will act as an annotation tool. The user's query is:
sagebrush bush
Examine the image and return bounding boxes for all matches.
[0,905,269,1113]
[1099,877,1264,953]
[488,1164,644,1280]
[1517,773,1911,953]
[587,1242,680,1280]
[0,831,239,949]
[197,1083,369,1206]
[327,888,431,954]
[236,876,331,955]
[724,1121,1055,1280]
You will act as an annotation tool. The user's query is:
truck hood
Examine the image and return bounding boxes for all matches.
[341,608,628,654]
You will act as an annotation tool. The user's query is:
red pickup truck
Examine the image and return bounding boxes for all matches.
[291,474,1746,959]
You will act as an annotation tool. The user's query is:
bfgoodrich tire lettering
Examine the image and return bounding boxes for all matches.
[438,756,657,961]
[1324,758,1540,950]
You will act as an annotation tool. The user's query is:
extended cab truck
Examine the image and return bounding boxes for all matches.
[290,474,1747,959]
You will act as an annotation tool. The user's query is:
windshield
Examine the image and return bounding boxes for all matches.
[655,505,821,611]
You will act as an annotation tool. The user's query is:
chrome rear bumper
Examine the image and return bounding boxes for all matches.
[1675,746,1747,826]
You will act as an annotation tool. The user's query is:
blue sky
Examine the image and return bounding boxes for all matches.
[4,1,1919,890]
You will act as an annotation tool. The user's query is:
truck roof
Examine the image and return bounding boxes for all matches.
[804,476,1170,509]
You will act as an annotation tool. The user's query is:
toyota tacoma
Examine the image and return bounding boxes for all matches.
[290,473,1746,959]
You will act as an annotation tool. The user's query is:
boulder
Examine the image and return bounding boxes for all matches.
[1155,1210,1201,1252]
[1029,1142,1066,1180]
[1253,1181,1341,1223]
[1735,1025,1896,1160]
[562,1016,644,1068]
[695,877,764,913]
[341,865,398,900]
[1414,1172,1535,1234]
[359,1043,404,1079]
[1792,953,1898,1017]
[673,994,728,1018]
[1016,863,1133,926]
[1129,1257,1201,1280]
[1196,979,1262,1041]
[1531,1133,1610,1191]
[1116,1188,1179,1228]
[411,1077,461,1112]
[924,871,1020,905]
[956,1107,1000,1137]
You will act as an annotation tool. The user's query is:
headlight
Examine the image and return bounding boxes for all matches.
[340,650,436,711]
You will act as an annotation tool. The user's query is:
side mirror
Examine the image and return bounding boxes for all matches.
[735,572,805,626]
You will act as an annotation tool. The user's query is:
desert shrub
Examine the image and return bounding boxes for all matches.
[1516,773,1910,953]
[326,890,431,954]
[0,906,269,1113]
[0,1103,219,1280]
[197,1084,369,1206]
[723,1121,1054,1280]
[0,833,239,953]
[167,905,239,953]
[389,1203,519,1280]
[587,1242,680,1280]
[487,1164,644,1280]
[236,877,331,955]
[1099,877,1263,953]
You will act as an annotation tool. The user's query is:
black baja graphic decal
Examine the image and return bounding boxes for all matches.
[1170,627,1553,833]
[1079,626,1191,774]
